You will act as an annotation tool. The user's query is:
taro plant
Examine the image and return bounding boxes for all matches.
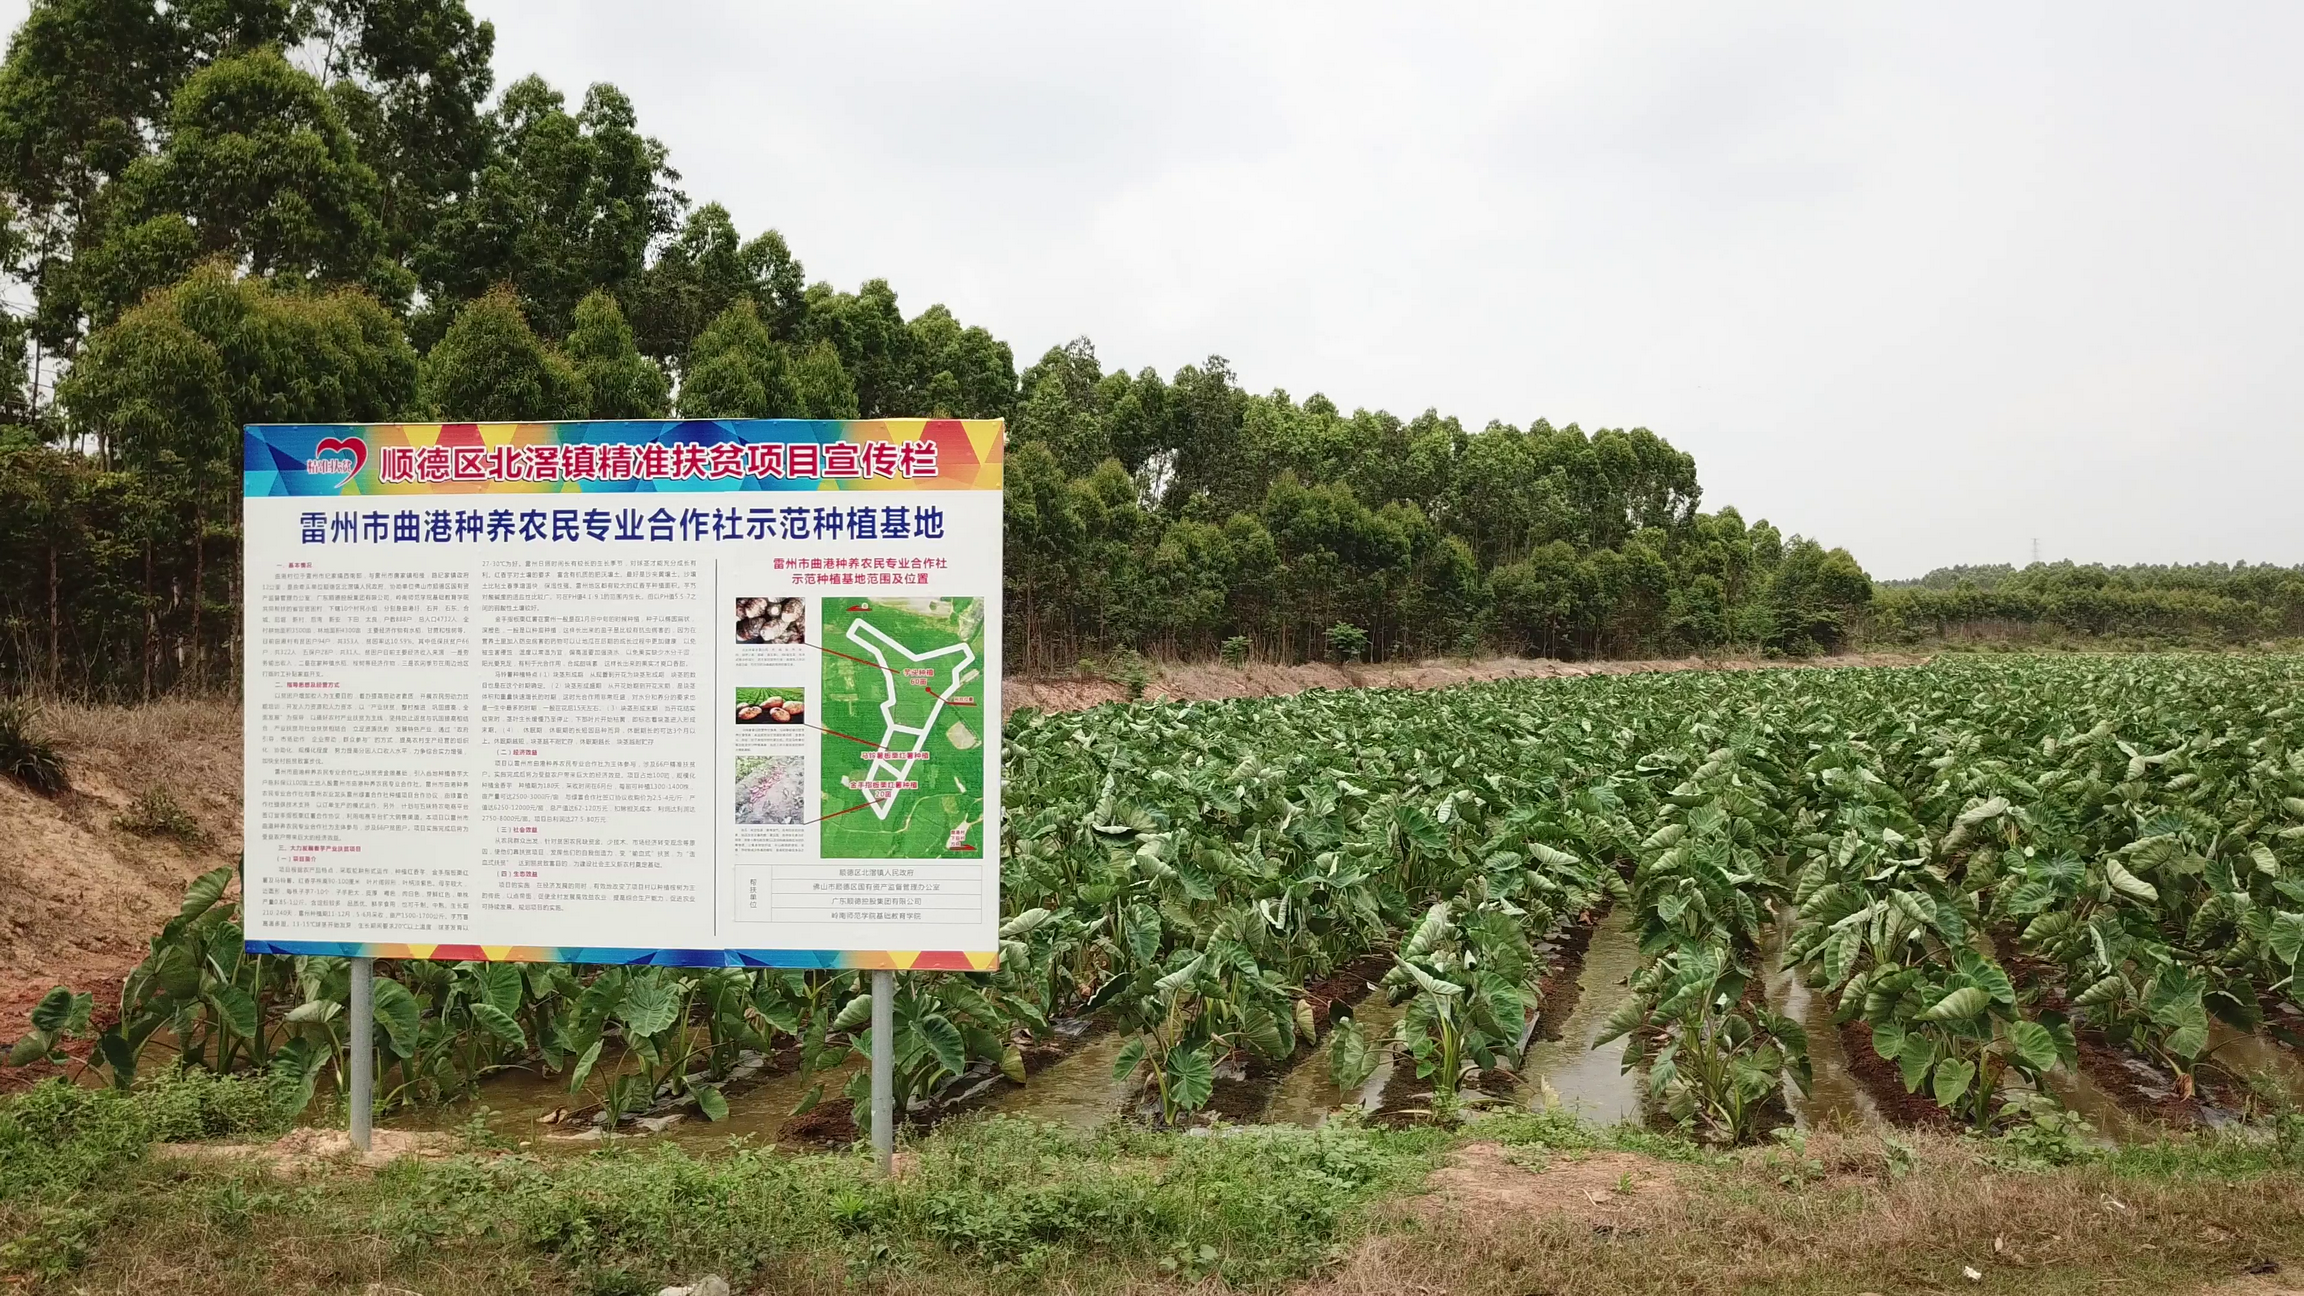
[1850,949,2073,1128]
[1377,900,1533,1119]
[827,973,1035,1130]
[1599,943,1809,1142]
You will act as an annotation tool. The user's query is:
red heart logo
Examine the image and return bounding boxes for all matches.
[313,435,367,477]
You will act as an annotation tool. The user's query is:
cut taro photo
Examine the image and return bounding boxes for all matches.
[734,596,806,644]
[733,755,805,824]
[734,687,806,724]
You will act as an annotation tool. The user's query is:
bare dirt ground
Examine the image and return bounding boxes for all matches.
[154,1127,456,1175]
[1004,650,1933,717]
[0,698,242,1070]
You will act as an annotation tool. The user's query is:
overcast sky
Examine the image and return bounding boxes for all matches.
[14,2,2302,577]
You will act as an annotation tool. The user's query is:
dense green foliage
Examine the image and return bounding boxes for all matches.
[0,0,1876,698]
[27,655,2301,1149]
[1876,561,2304,646]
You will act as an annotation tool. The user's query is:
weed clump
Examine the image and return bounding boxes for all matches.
[0,697,68,794]
[114,786,210,847]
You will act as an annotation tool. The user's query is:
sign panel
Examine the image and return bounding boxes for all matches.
[239,419,1003,969]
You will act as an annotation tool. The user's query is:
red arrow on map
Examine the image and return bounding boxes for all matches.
[846,603,872,611]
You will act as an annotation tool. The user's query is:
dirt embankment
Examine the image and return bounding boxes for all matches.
[0,699,243,1048]
[1004,650,1933,718]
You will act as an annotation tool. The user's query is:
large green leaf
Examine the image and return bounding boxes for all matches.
[617,976,680,1037]
[27,986,76,1034]
[371,977,421,1057]
[1165,1043,1214,1112]
[2268,911,2304,968]
[1329,1018,1377,1091]
[2104,860,2159,904]
[205,985,259,1039]
[471,1002,526,1048]
[567,1038,605,1091]
[178,866,235,923]
[6,1031,53,1066]
[1931,1056,1976,1108]
[2005,1020,2061,1071]
[694,1083,729,1122]
[1238,1005,1289,1062]
[916,1012,965,1079]
[1917,986,1989,1022]
[1111,1038,1147,1083]
[2073,974,2127,1008]
[1591,998,1647,1047]
[476,962,525,1019]
[830,992,874,1033]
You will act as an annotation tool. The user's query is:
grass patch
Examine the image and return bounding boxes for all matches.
[1,1102,1445,1294]
[9,1085,2304,1295]
[112,786,212,848]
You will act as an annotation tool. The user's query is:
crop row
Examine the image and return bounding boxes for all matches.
[15,656,2304,1142]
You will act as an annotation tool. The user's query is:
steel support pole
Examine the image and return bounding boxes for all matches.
[870,969,895,1174]
[349,956,373,1153]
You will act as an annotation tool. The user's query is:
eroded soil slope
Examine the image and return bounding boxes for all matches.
[0,699,242,1052]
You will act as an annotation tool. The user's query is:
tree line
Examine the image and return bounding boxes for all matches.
[0,0,1886,698]
[1873,562,2304,647]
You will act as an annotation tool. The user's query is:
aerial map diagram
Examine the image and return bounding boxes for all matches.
[817,597,987,858]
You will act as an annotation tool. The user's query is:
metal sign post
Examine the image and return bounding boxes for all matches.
[349,956,373,1152]
[871,969,895,1174]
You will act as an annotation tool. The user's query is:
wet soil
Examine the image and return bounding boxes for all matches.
[1302,953,1393,1036]
[1529,910,1601,1043]
[1835,1019,1960,1131]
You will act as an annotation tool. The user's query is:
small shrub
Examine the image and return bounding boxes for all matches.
[1096,648,1152,699]
[1992,1092,2096,1167]
[1451,629,1481,658]
[115,786,211,848]
[1219,635,1250,667]
[1326,622,1370,663]
[0,697,68,794]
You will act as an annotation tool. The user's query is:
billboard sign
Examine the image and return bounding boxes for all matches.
[240,418,1003,970]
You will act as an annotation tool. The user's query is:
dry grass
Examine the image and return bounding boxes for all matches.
[1303,1129,2304,1296]
[1003,652,1936,718]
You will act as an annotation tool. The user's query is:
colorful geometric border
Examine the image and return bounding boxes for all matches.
[244,418,1004,497]
[243,940,999,971]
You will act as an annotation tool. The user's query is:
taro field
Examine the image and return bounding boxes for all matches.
[16,654,2304,1148]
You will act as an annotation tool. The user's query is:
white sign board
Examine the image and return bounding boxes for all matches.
[240,418,1003,970]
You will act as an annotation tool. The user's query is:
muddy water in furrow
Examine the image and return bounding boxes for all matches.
[982,1030,1137,1129]
[1758,913,1880,1130]
[1513,905,1646,1124]
[1264,991,1407,1126]
[380,1053,857,1153]
[2206,1023,2304,1108]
